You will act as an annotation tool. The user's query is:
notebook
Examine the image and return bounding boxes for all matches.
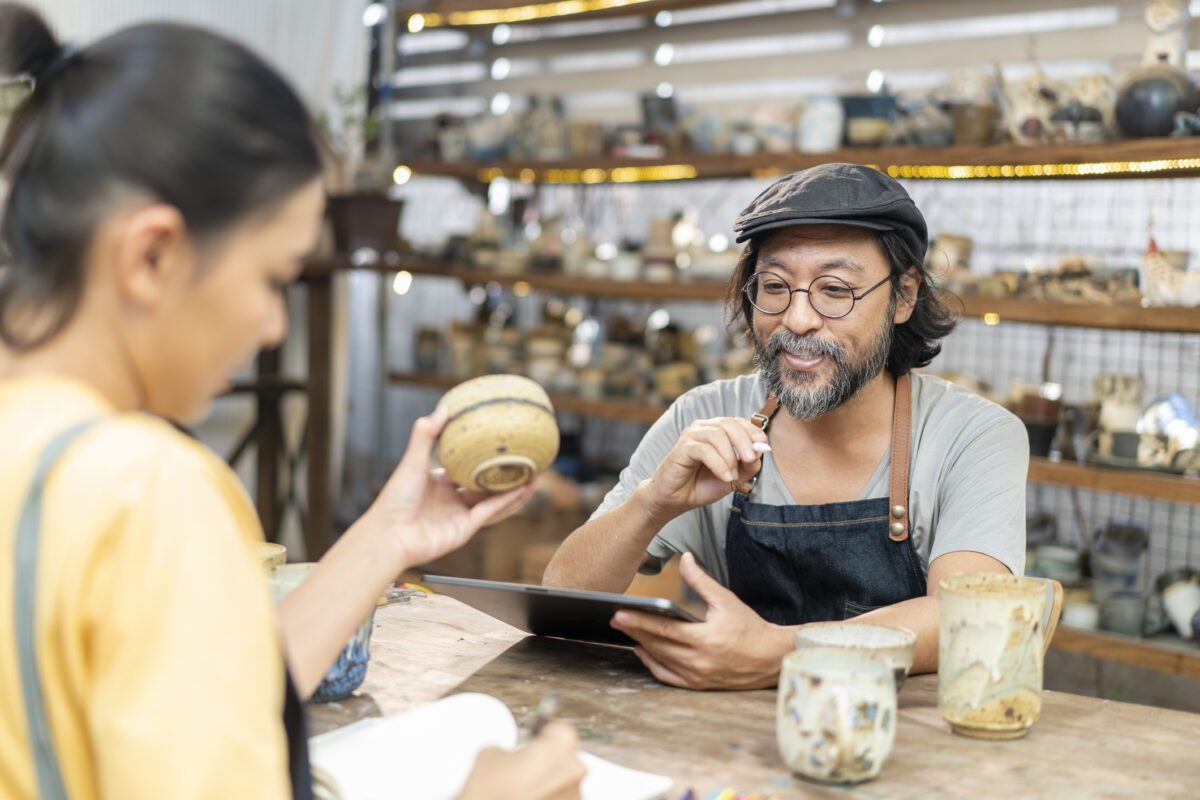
[308,693,674,800]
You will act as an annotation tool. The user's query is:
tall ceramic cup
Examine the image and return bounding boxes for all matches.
[938,574,1063,739]
[777,648,897,784]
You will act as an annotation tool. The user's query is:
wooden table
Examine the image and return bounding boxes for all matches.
[308,596,1200,799]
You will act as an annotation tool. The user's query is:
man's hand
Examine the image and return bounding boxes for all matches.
[610,553,792,690]
[641,417,770,521]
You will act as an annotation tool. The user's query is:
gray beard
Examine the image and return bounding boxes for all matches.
[752,319,893,420]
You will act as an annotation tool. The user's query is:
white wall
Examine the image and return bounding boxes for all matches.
[30,0,366,111]
[26,0,369,554]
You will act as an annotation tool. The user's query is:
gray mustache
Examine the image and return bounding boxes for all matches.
[766,331,843,361]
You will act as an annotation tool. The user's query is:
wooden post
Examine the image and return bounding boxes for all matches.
[306,273,335,558]
[255,348,282,541]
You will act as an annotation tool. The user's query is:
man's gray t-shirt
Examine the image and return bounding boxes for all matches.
[590,373,1028,586]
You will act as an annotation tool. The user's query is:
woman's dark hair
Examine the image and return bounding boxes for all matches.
[724,227,959,375]
[0,3,322,349]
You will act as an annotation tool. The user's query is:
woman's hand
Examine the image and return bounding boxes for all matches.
[458,722,585,800]
[366,406,536,568]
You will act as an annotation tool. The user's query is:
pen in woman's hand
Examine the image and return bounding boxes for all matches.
[531,691,561,737]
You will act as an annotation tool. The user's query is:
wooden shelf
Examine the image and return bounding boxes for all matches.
[389,371,665,425]
[403,139,1200,184]
[957,296,1200,334]
[403,262,727,302]
[1051,626,1200,680]
[311,258,1200,332]
[1028,456,1200,505]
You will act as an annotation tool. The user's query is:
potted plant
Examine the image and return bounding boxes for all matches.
[316,83,404,258]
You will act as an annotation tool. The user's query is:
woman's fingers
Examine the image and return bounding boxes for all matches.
[390,407,449,487]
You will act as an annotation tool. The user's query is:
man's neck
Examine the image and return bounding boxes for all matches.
[769,369,897,452]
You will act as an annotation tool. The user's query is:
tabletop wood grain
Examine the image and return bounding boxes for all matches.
[308,595,1200,799]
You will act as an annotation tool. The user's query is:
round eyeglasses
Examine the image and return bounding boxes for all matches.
[742,271,892,319]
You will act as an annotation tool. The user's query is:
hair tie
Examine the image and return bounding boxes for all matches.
[37,43,79,87]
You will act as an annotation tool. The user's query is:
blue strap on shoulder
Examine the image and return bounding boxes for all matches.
[14,418,101,800]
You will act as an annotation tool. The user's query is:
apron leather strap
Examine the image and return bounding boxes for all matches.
[888,372,913,542]
[742,373,913,542]
[735,395,780,494]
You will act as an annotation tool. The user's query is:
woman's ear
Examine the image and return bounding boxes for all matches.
[110,204,192,309]
[892,266,921,325]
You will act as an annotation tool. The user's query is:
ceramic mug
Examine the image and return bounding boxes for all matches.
[259,542,287,570]
[270,563,376,703]
[938,574,1063,739]
[794,622,917,689]
[777,648,897,784]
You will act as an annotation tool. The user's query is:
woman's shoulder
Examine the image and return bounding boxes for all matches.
[83,413,243,491]
[59,413,262,548]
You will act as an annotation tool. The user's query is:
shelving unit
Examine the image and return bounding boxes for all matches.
[957,296,1200,334]
[1029,457,1200,505]
[402,139,1200,184]
[1052,627,1200,681]
[389,370,666,424]
[311,258,1200,333]
[392,369,1199,504]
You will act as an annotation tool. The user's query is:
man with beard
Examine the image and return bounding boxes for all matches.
[543,164,1027,689]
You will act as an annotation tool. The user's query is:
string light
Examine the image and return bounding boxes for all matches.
[885,158,1200,179]
[449,157,1200,186]
[414,0,660,28]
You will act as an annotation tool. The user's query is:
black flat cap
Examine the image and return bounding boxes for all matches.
[733,163,928,261]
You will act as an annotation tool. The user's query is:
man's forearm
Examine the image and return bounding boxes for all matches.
[852,594,940,673]
[543,481,676,592]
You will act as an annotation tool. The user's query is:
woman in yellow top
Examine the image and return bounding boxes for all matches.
[0,5,583,799]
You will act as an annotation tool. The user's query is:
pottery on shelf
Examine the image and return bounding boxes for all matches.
[436,374,560,493]
[1115,54,1198,139]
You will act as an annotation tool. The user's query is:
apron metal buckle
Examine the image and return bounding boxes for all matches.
[750,412,771,431]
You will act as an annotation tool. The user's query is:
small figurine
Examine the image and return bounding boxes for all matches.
[1141,237,1186,306]
[998,67,1060,145]
[1142,0,1190,68]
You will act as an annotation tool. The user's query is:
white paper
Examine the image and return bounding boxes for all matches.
[309,693,672,800]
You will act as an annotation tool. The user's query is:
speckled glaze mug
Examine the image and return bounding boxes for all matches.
[938,574,1063,739]
[794,622,917,689]
[270,563,376,703]
[777,648,897,784]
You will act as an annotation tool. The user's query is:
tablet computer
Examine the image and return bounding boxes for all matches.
[421,575,702,647]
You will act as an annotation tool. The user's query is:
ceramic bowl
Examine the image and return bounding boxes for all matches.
[794,622,917,689]
[269,563,375,703]
[436,374,559,492]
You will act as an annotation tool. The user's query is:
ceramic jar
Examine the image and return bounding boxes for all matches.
[794,622,917,689]
[777,648,896,784]
[938,574,1062,739]
[436,374,559,492]
[797,97,844,153]
[1156,568,1200,639]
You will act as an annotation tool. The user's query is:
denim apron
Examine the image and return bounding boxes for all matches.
[13,420,313,800]
[725,373,927,625]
